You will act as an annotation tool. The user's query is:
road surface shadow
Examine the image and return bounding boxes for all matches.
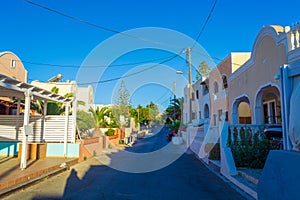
[31,127,245,200]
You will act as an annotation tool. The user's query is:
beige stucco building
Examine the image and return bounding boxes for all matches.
[209,53,251,127]
[228,26,289,125]
[0,51,28,82]
[0,51,28,114]
[77,85,94,112]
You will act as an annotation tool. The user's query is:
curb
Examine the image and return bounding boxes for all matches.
[0,159,78,198]
[190,152,256,200]
[0,166,68,198]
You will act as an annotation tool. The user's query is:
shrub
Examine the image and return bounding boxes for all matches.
[167,120,181,133]
[105,128,115,136]
[228,126,279,168]
[119,139,125,145]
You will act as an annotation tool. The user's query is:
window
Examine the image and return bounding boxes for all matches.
[213,114,217,126]
[225,111,229,121]
[222,75,228,89]
[263,100,277,124]
[192,112,196,120]
[202,84,209,95]
[196,90,199,99]
[218,109,223,121]
[213,82,218,94]
[11,59,16,69]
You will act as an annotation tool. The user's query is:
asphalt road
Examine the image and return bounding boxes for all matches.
[3,126,246,200]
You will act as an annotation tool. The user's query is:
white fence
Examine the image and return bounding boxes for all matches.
[0,115,75,143]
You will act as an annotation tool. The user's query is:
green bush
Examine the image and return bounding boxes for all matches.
[105,128,115,136]
[119,139,125,145]
[229,138,278,168]
[77,110,95,130]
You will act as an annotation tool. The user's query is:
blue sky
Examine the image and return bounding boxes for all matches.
[1,0,299,109]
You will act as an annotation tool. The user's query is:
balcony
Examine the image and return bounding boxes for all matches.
[287,24,300,65]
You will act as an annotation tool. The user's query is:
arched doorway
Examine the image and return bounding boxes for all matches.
[238,102,251,124]
[255,85,280,124]
[232,95,251,124]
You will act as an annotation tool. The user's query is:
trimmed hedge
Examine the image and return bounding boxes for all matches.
[105,128,115,136]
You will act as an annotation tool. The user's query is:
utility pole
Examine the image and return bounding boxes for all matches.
[173,81,176,99]
[187,47,193,124]
[173,81,176,120]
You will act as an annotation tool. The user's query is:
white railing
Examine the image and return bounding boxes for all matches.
[288,25,300,51]
[0,115,74,143]
[228,124,280,144]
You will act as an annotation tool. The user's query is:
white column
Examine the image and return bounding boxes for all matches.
[42,100,47,142]
[64,102,70,157]
[280,65,292,150]
[72,98,77,143]
[20,90,31,170]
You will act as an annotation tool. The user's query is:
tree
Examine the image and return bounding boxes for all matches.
[147,101,159,123]
[88,106,111,128]
[164,97,183,121]
[77,110,95,130]
[113,81,131,127]
[196,61,211,81]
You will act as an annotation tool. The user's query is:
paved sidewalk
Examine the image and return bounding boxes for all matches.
[0,156,78,194]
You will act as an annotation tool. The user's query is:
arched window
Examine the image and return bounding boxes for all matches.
[213,81,218,94]
[222,75,228,89]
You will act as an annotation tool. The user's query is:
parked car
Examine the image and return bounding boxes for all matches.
[264,125,282,140]
[264,125,283,149]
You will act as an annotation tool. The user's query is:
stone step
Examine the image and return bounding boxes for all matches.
[238,170,259,185]
[208,159,221,172]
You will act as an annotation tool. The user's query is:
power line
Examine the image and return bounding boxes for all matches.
[29,52,182,85]
[154,89,172,103]
[24,0,184,50]
[12,55,178,69]
[191,0,218,49]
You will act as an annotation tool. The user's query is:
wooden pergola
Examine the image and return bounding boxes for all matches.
[0,74,72,170]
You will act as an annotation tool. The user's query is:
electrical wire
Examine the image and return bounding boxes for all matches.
[23,0,185,50]
[154,90,172,104]
[9,55,178,69]
[29,52,182,85]
[191,0,218,50]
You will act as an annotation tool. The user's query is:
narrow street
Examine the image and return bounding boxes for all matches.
[3,127,245,200]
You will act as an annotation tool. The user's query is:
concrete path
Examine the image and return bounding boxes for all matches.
[3,126,246,200]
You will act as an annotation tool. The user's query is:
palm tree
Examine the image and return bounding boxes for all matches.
[89,106,111,137]
[165,97,182,121]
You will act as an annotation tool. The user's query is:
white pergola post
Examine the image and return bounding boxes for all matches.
[20,90,32,170]
[43,100,47,142]
[72,98,77,143]
[64,102,70,158]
